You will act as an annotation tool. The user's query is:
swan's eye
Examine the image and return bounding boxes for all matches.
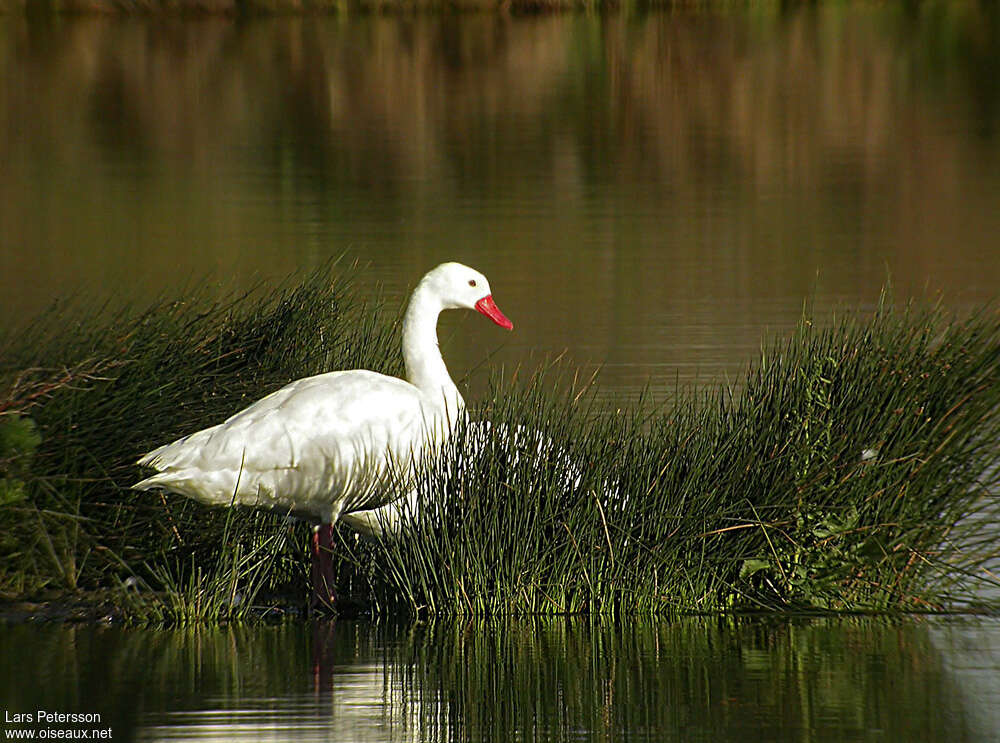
[468,279,477,287]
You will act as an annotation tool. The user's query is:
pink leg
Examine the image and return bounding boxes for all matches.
[310,524,337,610]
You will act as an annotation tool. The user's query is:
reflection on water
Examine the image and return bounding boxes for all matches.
[1,8,999,402]
[1,617,998,742]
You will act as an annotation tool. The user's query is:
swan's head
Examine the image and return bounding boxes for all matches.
[423,262,514,330]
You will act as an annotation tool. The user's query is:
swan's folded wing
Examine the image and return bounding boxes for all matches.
[134,370,449,521]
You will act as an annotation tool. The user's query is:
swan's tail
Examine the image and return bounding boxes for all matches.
[132,471,174,491]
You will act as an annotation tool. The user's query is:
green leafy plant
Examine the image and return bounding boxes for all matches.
[0,413,41,506]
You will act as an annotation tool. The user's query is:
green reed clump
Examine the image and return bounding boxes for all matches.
[2,268,998,620]
[0,263,399,618]
[359,301,1000,615]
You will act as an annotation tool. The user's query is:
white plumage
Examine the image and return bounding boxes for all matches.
[339,421,586,540]
[338,419,632,543]
[135,370,440,523]
[133,262,513,606]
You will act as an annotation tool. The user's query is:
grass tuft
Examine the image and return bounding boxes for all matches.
[1,269,998,621]
[0,261,397,619]
[355,299,1000,615]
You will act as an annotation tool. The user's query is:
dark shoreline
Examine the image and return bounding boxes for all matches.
[0,593,373,624]
[1,594,128,625]
[5,593,998,627]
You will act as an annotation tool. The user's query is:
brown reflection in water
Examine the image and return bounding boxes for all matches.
[1,9,998,398]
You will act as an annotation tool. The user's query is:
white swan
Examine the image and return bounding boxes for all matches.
[133,262,513,608]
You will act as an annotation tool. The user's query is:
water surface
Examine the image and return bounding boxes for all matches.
[2,7,998,402]
[2,616,999,742]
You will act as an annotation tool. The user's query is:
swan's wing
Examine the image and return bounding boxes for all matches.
[134,370,446,522]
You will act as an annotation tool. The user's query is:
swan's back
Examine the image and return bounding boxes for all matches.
[135,369,456,523]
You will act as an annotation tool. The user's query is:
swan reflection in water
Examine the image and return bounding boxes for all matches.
[3,617,990,741]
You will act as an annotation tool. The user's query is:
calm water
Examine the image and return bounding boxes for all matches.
[1,617,1000,742]
[2,6,1000,741]
[2,7,999,403]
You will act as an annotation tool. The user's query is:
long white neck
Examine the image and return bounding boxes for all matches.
[402,281,464,420]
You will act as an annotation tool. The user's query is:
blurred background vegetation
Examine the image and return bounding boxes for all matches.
[1,4,998,403]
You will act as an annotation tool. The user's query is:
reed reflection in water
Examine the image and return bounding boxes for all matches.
[1,617,997,741]
[1,8,999,402]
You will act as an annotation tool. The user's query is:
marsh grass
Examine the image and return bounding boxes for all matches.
[0,262,399,620]
[359,300,1000,615]
[1,266,998,621]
